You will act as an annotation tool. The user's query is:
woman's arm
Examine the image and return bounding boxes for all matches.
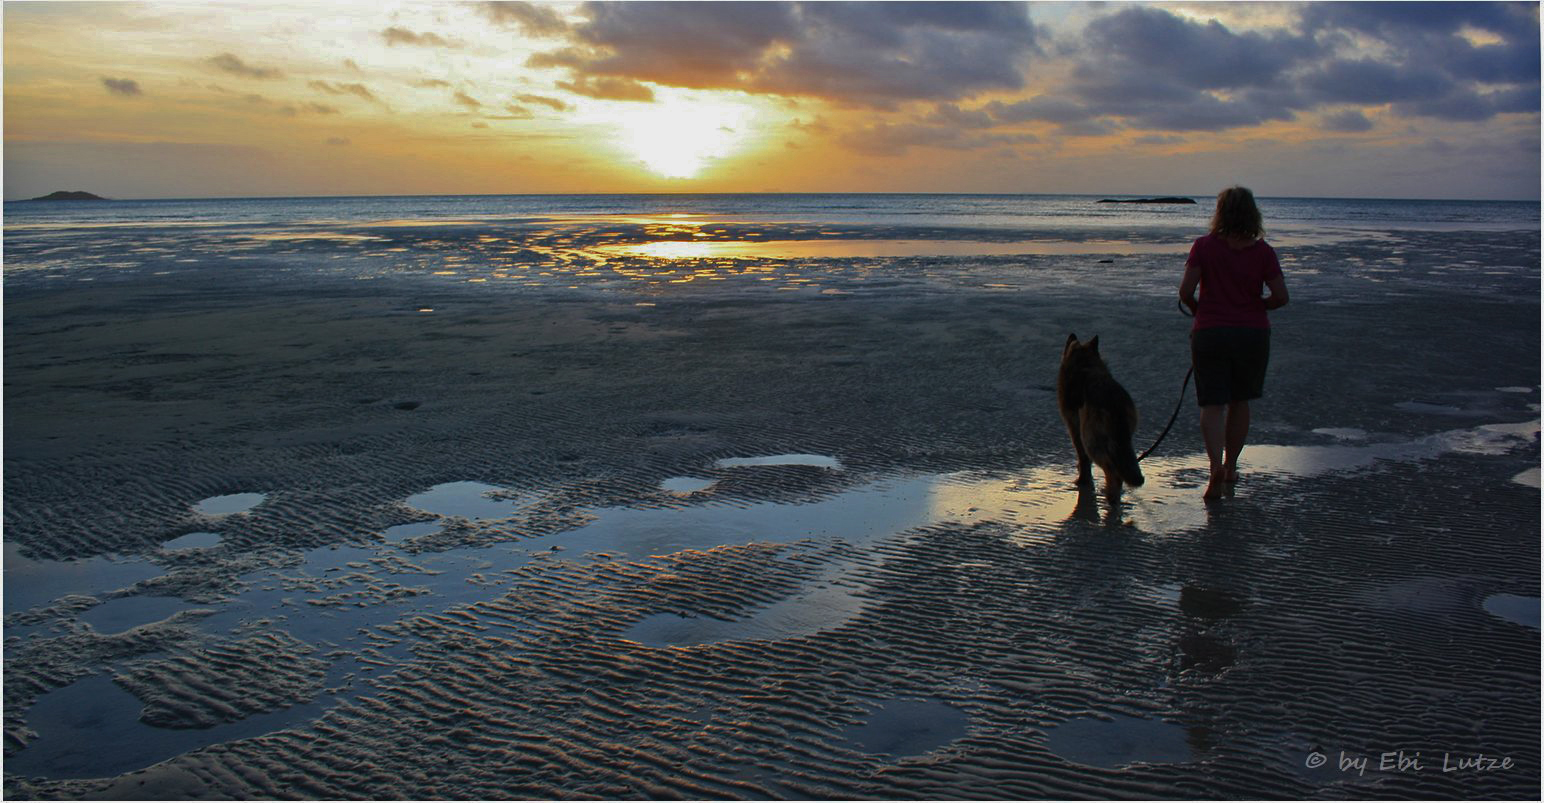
[1179,262,1201,314]
[1263,274,1289,310]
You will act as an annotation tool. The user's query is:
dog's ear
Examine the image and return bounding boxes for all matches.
[1063,333,1078,357]
[1088,336,1099,353]
[1065,332,1078,346]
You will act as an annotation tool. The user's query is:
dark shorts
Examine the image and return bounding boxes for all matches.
[1191,327,1270,406]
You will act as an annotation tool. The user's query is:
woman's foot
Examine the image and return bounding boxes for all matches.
[1225,468,1240,484]
[1203,471,1226,500]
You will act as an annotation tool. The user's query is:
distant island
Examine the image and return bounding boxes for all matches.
[1097,197,1196,204]
[29,190,109,201]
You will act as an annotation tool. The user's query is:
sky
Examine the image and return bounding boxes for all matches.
[3,1,1539,200]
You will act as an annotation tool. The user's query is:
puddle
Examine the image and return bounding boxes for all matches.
[79,596,194,633]
[1497,387,1534,394]
[1226,419,1538,480]
[1482,594,1540,629]
[193,537,526,647]
[162,532,222,550]
[1044,713,1193,768]
[1394,401,1470,416]
[555,473,953,560]
[384,521,442,542]
[714,454,843,470]
[1511,467,1540,488]
[2,542,163,613]
[661,477,716,494]
[404,481,527,520]
[7,665,357,780]
[623,558,870,646]
[840,698,971,757]
[194,493,266,515]
[1312,428,1367,441]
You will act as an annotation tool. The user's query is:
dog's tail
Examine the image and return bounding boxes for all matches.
[1081,403,1145,488]
[1109,405,1145,488]
[1113,425,1145,488]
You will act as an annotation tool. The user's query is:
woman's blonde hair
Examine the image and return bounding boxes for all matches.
[1209,186,1264,239]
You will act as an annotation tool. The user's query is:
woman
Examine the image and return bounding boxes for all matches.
[1179,186,1289,500]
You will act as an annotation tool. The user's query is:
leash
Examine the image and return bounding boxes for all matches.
[1135,299,1195,463]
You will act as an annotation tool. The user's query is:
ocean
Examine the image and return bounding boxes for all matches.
[5,192,1538,231]
[5,193,1538,305]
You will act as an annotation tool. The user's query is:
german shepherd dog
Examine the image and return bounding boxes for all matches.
[1058,334,1144,496]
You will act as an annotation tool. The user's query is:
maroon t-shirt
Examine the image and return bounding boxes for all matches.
[1187,234,1282,330]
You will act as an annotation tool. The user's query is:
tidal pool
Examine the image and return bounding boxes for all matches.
[193,493,266,516]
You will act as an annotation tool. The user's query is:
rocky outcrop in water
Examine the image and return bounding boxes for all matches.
[1097,196,1196,204]
[29,191,108,201]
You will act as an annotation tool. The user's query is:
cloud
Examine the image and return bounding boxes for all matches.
[309,80,381,104]
[261,97,340,117]
[326,137,351,146]
[1302,59,1453,104]
[1294,1,1539,120]
[1037,7,1321,132]
[503,103,536,119]
[839,120,1037,156]
[516,93,571,112]
[207,52,283,79]
[924,103,995,129]
[1320,109,1374,133]
[985,97,1095,126]
[1080,6,1319,92]
[453,91,482,109]
[529,1,1039,108]
[344,59,362,73]
[482,1,569,37]
[382,27,458,48]
[993,4,1538,135]
[101,77,142,96]
[555,75,655,102]
[1394,87,1533,122]
[415,78,453,88]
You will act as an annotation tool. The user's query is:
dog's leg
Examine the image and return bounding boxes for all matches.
[1065,413,1092,486]
[1102,466,1123,500]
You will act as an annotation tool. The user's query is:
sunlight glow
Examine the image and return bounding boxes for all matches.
[590,92,759,179]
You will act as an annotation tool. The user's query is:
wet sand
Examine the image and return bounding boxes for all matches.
[3,223,1540,799]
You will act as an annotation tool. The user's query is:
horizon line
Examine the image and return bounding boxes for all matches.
[7,190,1540,204]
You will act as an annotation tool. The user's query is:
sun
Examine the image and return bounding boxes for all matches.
[592,91,760,179]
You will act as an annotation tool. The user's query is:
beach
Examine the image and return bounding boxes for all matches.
[3,195,1539,799]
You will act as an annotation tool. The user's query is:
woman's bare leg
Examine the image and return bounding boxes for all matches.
[1200,404,1226,499]
[1224,400,1250,482]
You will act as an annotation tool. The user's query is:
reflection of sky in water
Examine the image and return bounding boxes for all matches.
[78,596,193,634]
[404,481,530,521]
[660,476,716,494]
[714,453,844,470]
[602,239,1189,260]
[1044,713,1193,768]
[193,492,266,516]
[162,531,222,550]
[839,698,972,758]
[1482,594,1540,629]
[2,542,162,612]
[9,674,329,780]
